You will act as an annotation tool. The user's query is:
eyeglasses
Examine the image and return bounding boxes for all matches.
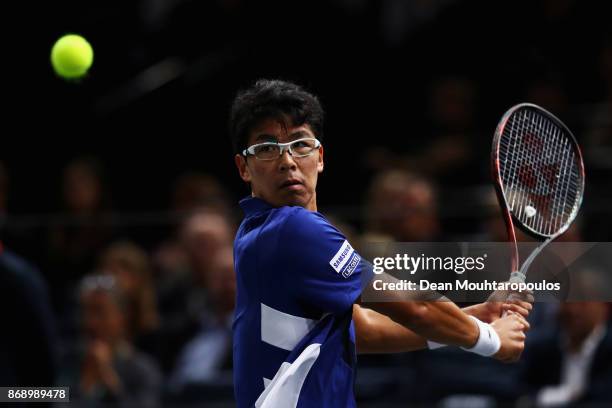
[79,274,117,292]
[242,138,321,161]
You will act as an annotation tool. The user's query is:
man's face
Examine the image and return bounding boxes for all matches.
[235,118,324,210]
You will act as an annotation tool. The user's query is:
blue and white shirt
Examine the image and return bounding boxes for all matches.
[233,196,373,407]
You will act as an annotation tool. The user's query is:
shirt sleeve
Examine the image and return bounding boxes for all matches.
[278,208,373,315]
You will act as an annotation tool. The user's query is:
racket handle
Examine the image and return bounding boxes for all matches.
[508,271,526,284]
[502,271,527,317]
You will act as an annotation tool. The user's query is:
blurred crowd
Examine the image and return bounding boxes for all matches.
[0,89,610,406]
[4,1,612,406]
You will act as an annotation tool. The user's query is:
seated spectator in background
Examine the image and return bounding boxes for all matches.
[69,274,162,408]
[154,209,234,373]
[169,246,235,391]
[519,269,612,406]
[171,172,233,216]
[477,187,516,242]
[99,241,160,355]
[47,157,116,309]
[364,169,440,242]
[153,172,234,283]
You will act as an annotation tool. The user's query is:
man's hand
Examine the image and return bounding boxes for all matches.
[491,312,529,363]
[466,287,534,324]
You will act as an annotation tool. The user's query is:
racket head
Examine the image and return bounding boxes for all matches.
[492,103,585,240]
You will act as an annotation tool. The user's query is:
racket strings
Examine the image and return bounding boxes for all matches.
[498,108,582,236]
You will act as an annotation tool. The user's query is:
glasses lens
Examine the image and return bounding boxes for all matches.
[291,139,318,157]
[253,144,280,160]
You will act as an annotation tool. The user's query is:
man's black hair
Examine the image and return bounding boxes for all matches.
[229,79,324,154]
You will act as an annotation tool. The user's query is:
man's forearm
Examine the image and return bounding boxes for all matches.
[360,272,481,348]
[362,300,479,348]
[354,303,494,353]
[353,304,426,353]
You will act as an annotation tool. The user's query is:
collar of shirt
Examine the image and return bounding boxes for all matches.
[239,196,274,216]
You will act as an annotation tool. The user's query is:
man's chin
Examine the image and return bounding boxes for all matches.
[275,191,310,208]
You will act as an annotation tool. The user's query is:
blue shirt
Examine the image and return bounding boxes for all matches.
[233,196,372,407]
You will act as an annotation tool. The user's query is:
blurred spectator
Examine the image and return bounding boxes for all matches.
[153,172,233,306]
[364,169,440,242]
[476,185,588,242]
[154,209,234,373]
[364,77,484,192]
[67,274,162,408]
[0,248,59,388]
[418,76,483,185]
[169,246,235,391]
[62,157,111,215]
[428,76,477,133]
[524,76,570,121]
[181,210,234,283]
[171,172,232,215]
[519,264,612,406]
[46,157,116,309]
[519,300,612,406]
[477,187,550,243]
[99,241,160,354]
[477,187,510,242]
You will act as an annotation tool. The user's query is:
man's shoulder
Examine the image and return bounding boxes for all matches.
[281,206,328,226]
[275,207,334,240]
[238,205,339,255]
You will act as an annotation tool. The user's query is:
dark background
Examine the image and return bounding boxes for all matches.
[7,0,611,221]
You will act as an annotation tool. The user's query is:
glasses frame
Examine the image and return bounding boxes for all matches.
[242,137,321,161]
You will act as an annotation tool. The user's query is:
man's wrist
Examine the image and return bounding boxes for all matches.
[462,303,491,323]
[460,316,501,357]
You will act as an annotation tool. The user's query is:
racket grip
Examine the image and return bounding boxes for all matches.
[508,271,526,284]
[502,271,527,317]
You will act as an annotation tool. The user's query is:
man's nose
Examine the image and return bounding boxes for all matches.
[278,148,297,171]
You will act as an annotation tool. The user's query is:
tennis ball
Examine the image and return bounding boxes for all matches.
[50,34,94,79]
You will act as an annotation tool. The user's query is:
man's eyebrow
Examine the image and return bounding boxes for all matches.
[254,134,278,142]
[254,130,313,143]
[289,130,313,139]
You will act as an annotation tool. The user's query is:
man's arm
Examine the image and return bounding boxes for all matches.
[364,299,481,348]
[355,301,529,361]
[353,300,532,354]
[358,271,530,361]
[353,304,427,354]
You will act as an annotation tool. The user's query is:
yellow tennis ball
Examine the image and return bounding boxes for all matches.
[50,34,94,79]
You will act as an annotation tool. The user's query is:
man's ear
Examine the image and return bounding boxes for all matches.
[235,154,252,183]
[317,145,324,173]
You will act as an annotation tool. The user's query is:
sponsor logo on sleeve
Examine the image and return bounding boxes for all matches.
[341,253,361,278]
[330,240,354,273]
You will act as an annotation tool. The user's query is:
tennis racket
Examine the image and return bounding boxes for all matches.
[491,103,585,287]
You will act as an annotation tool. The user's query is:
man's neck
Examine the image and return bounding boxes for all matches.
[250,192,318,212]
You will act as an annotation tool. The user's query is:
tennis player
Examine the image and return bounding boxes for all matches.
[230,79,531,407]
